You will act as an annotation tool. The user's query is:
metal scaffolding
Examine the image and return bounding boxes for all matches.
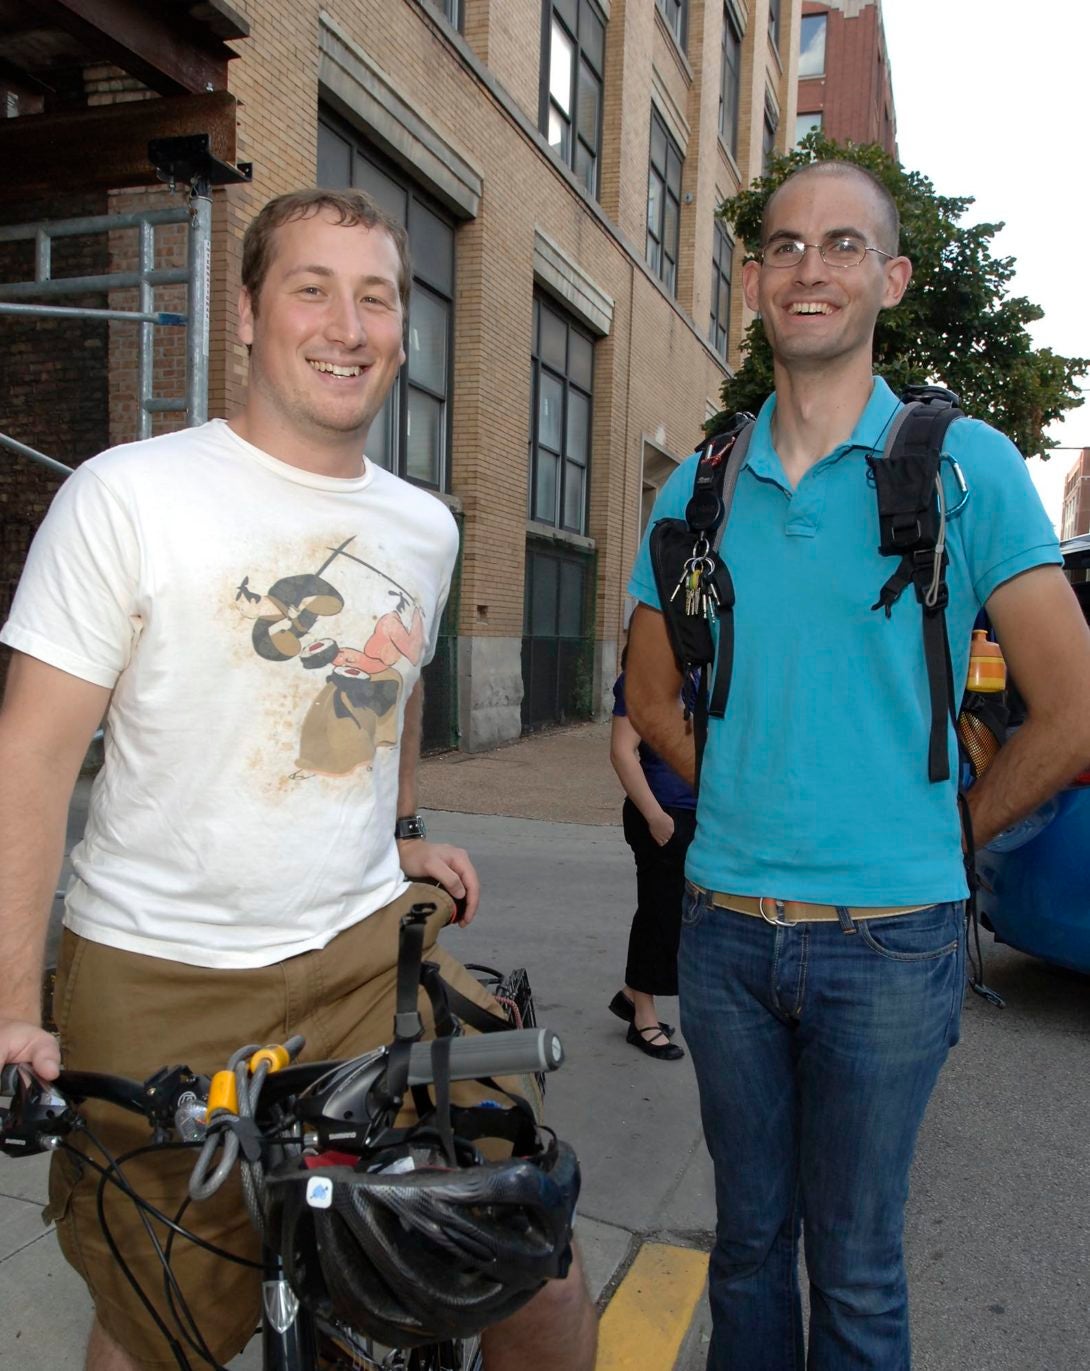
[0,134,249,479]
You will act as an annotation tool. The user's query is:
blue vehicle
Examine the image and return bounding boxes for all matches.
[975,535,1090,975]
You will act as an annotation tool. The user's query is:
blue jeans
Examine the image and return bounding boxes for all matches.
[679,889,966,1371]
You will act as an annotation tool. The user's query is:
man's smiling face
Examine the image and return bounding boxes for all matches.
[742,169,911,372]
[238,209,406,450]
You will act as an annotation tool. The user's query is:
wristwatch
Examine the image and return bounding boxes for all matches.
[394,814,427,841]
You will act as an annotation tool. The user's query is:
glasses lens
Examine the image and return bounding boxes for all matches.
[763,240,804,267]
[822,237,866,266]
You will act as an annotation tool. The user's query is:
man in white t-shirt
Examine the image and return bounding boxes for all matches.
[0,190,596,1371]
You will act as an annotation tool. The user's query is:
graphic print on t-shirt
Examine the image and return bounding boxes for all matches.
[234,536,424,778]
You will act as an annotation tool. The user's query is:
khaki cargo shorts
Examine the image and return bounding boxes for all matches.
[46,885,539,1369]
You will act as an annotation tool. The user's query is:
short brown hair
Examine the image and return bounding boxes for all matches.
[241,188,412,315]
[762,160,900,256]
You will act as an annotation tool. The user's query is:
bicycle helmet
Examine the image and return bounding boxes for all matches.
[264,1132,580,1347]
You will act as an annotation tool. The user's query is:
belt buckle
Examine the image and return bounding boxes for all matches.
[758,897,792,927]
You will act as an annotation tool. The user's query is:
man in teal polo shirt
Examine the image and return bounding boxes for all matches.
[625,160,1090,1371]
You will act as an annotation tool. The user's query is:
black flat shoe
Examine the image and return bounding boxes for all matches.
[626,1022,685,1061]
[608,990,675,1038]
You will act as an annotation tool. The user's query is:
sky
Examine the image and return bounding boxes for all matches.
[880,0,1089,531]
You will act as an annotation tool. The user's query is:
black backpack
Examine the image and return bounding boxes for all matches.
[648,384,966,786]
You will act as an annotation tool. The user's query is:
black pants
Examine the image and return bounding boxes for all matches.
[621,797,697,996]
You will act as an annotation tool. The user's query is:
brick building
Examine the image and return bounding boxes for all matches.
[795,0,895,153]
[1,0,802,752]
[1061,450,1090,541]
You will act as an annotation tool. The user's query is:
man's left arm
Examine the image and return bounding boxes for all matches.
[966,565,1090,847]
[394,679,480,924]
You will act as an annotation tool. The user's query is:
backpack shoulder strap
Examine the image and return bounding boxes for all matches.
[867,387,966,782]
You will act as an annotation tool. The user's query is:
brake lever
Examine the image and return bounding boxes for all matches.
[0,1067,75,1157]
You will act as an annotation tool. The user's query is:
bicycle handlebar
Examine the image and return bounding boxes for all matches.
[0,1027,564,1156]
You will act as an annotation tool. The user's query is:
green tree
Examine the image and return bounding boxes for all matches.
[711,134,1087,458]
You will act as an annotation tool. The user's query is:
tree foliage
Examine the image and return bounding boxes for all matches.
[711,134,1087,458]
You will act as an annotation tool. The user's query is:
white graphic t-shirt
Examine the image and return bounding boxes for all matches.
[1,420,459,967]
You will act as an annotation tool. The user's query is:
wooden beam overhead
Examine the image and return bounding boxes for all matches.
[0,89,241,202]
[25,0,236,95]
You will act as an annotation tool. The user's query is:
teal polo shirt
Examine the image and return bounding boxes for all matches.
[628,378,1061,904]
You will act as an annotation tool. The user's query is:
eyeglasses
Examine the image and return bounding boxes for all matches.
[760,236,893,269]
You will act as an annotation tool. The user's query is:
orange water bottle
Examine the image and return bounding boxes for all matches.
[965,630,1006,693]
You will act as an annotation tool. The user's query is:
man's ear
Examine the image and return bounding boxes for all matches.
[742,258,762,313]
[881,256,913,309]
[238,287,255,347]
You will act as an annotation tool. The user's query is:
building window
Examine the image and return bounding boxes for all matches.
[719,6,742,156]
[529,294,594,535]
[708,221,733,360]
[768,0,781,50]
[542,0,606,197]
[318,115,454,491]
[799,13,827,77]
[796,111,822,145]
[521,544,593,731]
[425,0,462,28]
[656,0,687,50]
[762,99,778,175]
[647,108,683,295]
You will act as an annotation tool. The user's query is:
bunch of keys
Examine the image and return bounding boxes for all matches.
[671,553,721,621]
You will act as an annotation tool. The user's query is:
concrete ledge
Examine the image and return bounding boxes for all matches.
[318,10,483,220]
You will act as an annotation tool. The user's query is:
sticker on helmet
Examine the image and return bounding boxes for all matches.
[305,1175,334,1209]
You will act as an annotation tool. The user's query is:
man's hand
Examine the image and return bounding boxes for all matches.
[0,1019,60,1082]
[397,839,481,925]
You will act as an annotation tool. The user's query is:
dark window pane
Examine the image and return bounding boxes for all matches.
[530,553,560,635]
[409,198,453,293]
[354,154,407,223]
[647,170,662,239]
[367,382,397,470]
[534,449,559,525]
[408,288,448,395]
[663,194,679,263]
[406,387,443,485]
[554,0,577,30]
[574,139,596,193]
[576,60,600,144]
[650,114,666,172]
[558,559,584,636]
[566,388,590,465]
[538,371,564,451]
[318,122,351,186]
[581,7,605,72]
[568,330,593,389]
[539,304,568,371]
[647,230,660,273]
[666,144,682,196]
[562,462,585,531]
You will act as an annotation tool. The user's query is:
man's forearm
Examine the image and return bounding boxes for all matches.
[626,697,696,787]
[967,713,1090,849]
[0,736,72,1023]
[397,679,424,816]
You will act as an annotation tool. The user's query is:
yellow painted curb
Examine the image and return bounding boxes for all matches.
[596,1242,708,1369]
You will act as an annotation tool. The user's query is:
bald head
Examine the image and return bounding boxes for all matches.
[762,161,900,256]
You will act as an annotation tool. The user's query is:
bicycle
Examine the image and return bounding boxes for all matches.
[1,904,576,1371]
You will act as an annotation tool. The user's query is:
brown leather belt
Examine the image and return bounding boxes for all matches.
[698,888,929,924]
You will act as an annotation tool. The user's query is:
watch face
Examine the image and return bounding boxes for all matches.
[396,815,427,840]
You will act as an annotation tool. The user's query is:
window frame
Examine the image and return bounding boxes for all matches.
[799,13,827,78]
[317,112,455,493]
[528,292,595,536]
[539,0,607,199]
[646,106,683,296]
[426,0,463,30]
[762,96,779,175]
[656,0,688,50]
[768,0,781,51]
[708,219,733,361]
[718,4,742,156]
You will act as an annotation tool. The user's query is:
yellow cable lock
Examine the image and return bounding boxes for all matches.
[206,1070,239,1118]
[249,1043,291,1073]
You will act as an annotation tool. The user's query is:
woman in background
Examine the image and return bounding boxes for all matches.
[608,651,696,1062]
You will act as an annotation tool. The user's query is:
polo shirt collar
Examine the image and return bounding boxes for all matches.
[745,376,902,483]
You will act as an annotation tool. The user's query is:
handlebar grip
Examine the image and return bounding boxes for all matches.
[406,1029,563,1086]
